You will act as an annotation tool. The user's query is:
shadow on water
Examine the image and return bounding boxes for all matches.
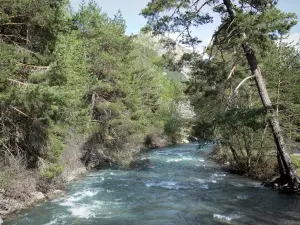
[5,143,300,225]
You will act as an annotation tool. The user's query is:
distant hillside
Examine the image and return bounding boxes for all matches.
[136,33,192,82]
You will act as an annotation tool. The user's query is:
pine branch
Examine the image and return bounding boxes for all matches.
[7,78,28,86]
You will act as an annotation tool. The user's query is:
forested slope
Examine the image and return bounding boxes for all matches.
[0,0,186,213]
[142,0,300,191]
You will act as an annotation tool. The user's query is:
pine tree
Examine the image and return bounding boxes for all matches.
[142,0,300,189]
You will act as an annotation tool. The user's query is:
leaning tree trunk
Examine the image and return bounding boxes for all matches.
[223,0,299,188]
[242,43,299,186]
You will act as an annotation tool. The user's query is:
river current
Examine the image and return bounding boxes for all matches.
[6,143,300,225]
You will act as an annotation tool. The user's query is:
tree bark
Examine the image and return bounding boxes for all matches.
[223,0,299,188]
[242,42,299,187]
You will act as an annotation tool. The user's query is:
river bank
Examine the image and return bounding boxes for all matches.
[0,132,193,222]
[208,144,300,194]
[0,167,88,221]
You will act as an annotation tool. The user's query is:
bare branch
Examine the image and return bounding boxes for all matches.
[225,75,255,111]
[227,65,236,80]
[7,78,28,86]
[235,75,255,92]
[18,63,50,70]
[1,23,25,26]
[0,34,30,42]
[10,105,32,119]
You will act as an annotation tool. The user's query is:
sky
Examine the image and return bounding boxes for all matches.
[70,0,300,48]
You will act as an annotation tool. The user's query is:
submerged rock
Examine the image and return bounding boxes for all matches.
[129,159,152,169]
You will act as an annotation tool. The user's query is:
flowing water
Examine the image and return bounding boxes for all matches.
[5,143,300,225]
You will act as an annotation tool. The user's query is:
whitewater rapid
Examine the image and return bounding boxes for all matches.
[6,143,300,225]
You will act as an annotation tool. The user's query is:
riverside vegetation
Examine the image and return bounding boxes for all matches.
[0,0,187,217]
[1,0,300,220]
[141,0,300,191]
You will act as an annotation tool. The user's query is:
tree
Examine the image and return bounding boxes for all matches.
[142,0,299,189]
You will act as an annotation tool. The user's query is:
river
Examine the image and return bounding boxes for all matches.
[5,143,300,225]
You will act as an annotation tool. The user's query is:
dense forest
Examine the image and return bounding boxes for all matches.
[0,0,187,208]
[142,0,300,190]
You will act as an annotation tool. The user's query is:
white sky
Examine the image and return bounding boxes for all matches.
[70,0,300,49]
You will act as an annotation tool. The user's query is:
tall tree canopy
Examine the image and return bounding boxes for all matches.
[142,0,300,190]
[0,0,185,197]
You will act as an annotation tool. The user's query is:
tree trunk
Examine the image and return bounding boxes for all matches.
[242,43,299,187]
[223,0,299,188]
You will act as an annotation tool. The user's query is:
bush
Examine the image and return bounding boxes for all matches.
[0,154,37,200]
[291,155,300,170]
[210,144,278,180]
[41,163,64,179]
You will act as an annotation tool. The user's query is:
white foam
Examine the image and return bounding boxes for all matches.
[153,151,169,155]
[213,213,242,221]
[166,156,197,163]
[182,157,194,161]
[146,181,177,189]
[194,178,207,183]
[58,189,99,206]
[166,158,182,162]
[231,182,244,187]
[59,200,75,207]
[200,184,209,189]
[237,195,248,199]
[44,218,58,225]
[73,189,99,198]
[69,205,94,219]
[213,173,227,177]
[145,181,189,190]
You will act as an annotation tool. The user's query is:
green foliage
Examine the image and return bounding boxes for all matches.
[164,105,184,141]
[1,0,185,179]
[0,0,92,175]
[41,163,64,179]
[141,0,299,179]
[291,155,300,169]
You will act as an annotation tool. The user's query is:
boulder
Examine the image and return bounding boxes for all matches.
[181,138,190,144]
[81,148,111,170]
[144,134,170,149]
[46,190,66,201]
[65,167,87,183]
[188,136,198,142]
[27,192,46,205]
